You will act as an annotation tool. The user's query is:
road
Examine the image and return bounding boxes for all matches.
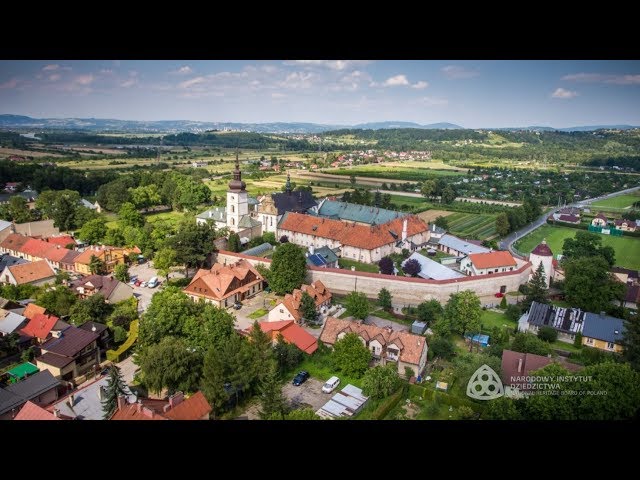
[499,185,640,257]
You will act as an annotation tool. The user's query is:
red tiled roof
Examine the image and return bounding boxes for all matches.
[21,313,60,340]
[163,392,212,420]
[501,349,581,389]
[595,213,608,221]
[14,401,60,420]
[557,214,580,223]
[257,320,318,354]
[45,235,75,248]
[183,259,263,301]
[0,233,30,251]
[468,251,517,269]
[615,219,636,228]
[531,241,553,257]
[111,403,168,420]
[20,238,57,258]
[5,260,55,285]
[278,212,428,249]
[43,246,73,262]
[74,246,124,265]
[23,303,46,320]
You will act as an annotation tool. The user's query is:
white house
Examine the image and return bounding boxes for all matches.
[459,251,517,276]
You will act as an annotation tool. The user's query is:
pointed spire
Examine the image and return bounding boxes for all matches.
[228,148,246,192]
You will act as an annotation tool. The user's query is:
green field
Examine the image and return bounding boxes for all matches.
[590,193,640,209]
[480,310,517,333]
[514,225,640,270]
[338,258,379,273]
[446,212,497,240]
[330,165,466,180]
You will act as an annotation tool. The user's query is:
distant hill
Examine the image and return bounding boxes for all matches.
[353,121,463,130]
[494,125,639,132]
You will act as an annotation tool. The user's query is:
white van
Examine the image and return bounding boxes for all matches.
[147,276,159,288]
[322,376,340,393]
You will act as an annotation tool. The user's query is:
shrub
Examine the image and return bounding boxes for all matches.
[372,386,405,420]
[537,326,558,343]
[499,296,507,309]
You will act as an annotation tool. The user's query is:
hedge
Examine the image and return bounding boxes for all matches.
[106,320,139,363]
[409,384,486,415]
[372,385,406,420]
[546,219,588,231]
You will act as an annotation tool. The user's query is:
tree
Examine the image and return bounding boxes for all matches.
[139,336,203,395]
[434,215,449,230]
[562,231,615,267]
[69,294,114,326]
[444,290,482,336]
[524,262,548,309]
[361,364,401,399]
[510,332,551,356]
[36,189,80,230]
[495,212,510,236]
[300,291,318,324]
[416,300,444,324]
[0,195,31,223]
[103,227,126,247]
[537,326,558,343]
[486,396,523,420]
[153,247,177,279]
[377,288,393,310]
[227,233,242,253]
[118,202,145,229]
[89,255,107,275]
[170,218,217,275]
[201,347,230,419]
[282,408,321,420]
[344,291,370,320]
[441,186,456,204]
[268,242,307,295]
[279,235,289,243]
[378,256,394,275]
[421,180,436,199]
[259,361,289,420]
[101,365,129,419]
[108,297,138,330]
[622,317,640,371]
[0,332,19,357]
[274,334,303,374]
[430,336,455,360]
[505,304,522,322]
[36,287,77,317]
[130,184,162,209]
[332,332,371,378]
[114,263,129,283]
[78,218,107,245]
[263,232,277,245]
[564,256,624,312]
[403,258,421,277]
[499,296,507,309]
[139,287,198,347]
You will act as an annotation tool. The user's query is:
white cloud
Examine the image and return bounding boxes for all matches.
[120,78,138,88]
[171,65,193,75]
[420,96,448,106]
[285,60,371,71]
[74,74,94,86]
[562,72,640,85]
[412,80,429,89]
[42,64,59,71]
[441,65,479,79]
[48,74,61,82]
[551,87,578,99]
[383,74,410,87]
[0,78,18,89]
[280,72,314,89]
[179,76,207,89]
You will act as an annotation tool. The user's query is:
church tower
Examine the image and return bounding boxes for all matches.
[529,239,554,287]
[226,150,248,232]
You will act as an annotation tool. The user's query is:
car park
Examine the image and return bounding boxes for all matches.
[322,376,341,393]
[292,371,310,386]
[140,281,148,288]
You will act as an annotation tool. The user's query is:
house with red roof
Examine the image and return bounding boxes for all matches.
[1,260,56,286]
[591,213,608,227]
[110,391,211,420]
[14,400,61,420]
[249,320,318,354]
[501,349,581,395]
[45,235,76,249]
[459,251,518,276]
[20,313,61,344]
[614,219,637,232]
[268,280,332,324]
[23,303,46,320]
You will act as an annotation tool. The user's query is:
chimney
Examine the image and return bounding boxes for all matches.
[98,386,105,401]
[67,393,75,408]
[517,357,523,373]
[309,245,315,255]
[116,395,127,411]
[169,391,184,408]
[402,218,408,242]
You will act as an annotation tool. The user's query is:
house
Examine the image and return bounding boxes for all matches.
[110,391,212,420]
[319,317,429,377]
[23,303,46,320]
[305,245,338,268]
[73,246,127,275]
[0,370,60,420]
[35,325,99,381]
[59,250,80,272]
[14,400,61,420]
[460,251,518,276]
[0,253,28,272]
[558,207,581,216]
[611,267,639,285]
[501,349,581,394]
[518,301,585,343]
[20,313,62,343]
[268,280,332,324]
[591,213,608,227]
[0,233,31,257]
[554,214,581,224]
[623,284,640,310]
[437,234,491,257]
[401,252,463,280]
[54,375,135,420]
[1,260,56,286]
[309,199,407,226]
[79,321,111,352]
[427,223,446,244]
[614,219,637,232]
[183,259,264,308]
[278,212,430,264]
[581,311,625,353]
[250,320,318,354]
[45,235,76,248]
[316,384,369,419]
[70,275,134,303]
[0,309,28,336]
[0,220,12,242]
[271,176,317,216]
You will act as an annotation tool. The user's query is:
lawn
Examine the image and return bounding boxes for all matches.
[480,310,516,333]
[590,193,640,209]
[338,258,379,273]
[248,308,268,319]
[446,212,497,240]
[144,210,186,226]
[293,352,364,389]
[514,224,640,269]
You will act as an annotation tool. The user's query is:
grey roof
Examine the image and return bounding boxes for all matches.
[247,196,259,206]
[272,190,316,216]
[0,254,28,271]
[305,246,338,268]
[80,199,97,209]
[4,370,60,403]
[429,224,446,235]
[583,312,625,344]
[196,207,226,222]
[53,376,135,420]
[41,326,98,357]
[438,234,491,255]
[402,252,463,280]
[0,310,27,335]
[238,215,262,228]
[313,199,406,225]
[243,242,273,257]
[0,388,23,415]
[0,220,12,232]
[526,301,585,335]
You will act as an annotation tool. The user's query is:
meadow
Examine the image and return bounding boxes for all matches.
[590,193,640,210]
[446,212,497,240]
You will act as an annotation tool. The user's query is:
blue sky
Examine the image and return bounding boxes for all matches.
[0,60,639,127]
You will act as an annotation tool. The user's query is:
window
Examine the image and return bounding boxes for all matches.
[586,337,594,345]
[231,205,235,213]
[231,218,234,225]
[280,309,284,313]
[606,342,615,350]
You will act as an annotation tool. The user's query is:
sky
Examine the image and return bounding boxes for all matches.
[0,60,639,128]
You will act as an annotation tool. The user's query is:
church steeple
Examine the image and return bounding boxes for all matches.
[285,171,292,195]
[228,149,246,192]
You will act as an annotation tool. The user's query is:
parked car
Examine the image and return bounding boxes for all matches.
[140,281,148,288]
[322,376,340,393]
[134,280,142,287]
[495,292,504,298]
[147,276,159,288]
[129,275,138,285]
[233,302,242,310]
[292,371,310,386]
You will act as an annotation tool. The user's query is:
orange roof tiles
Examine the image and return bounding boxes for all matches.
[184,259,263,301]
[45,235,75,248]
[163,392,212,420]
[43,246,73,262]
[23,303,46,320]
[5,260,55,285]
[14,401,60,420]
[21,238,57,258]
[468,251,517,269]
[278,212,428,249]
[74,246,125,265]
[21,313,60,340]
[110,403,167,420]
[0,233,30,251]
[320,317,427,365]
[277,281,333,323]
[256,320,318,354]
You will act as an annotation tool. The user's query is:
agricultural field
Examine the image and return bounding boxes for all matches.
[417,209,455,223]
[329,164,466,180]
[0,147,64,158]
[590,192,640,210]
[446,212,497,240]
[514,225,640,270]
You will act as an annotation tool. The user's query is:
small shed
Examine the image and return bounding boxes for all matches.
[436,381,448,392]
[6,362,39,383]
[411,321,427,335]
[465,333,490,348]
